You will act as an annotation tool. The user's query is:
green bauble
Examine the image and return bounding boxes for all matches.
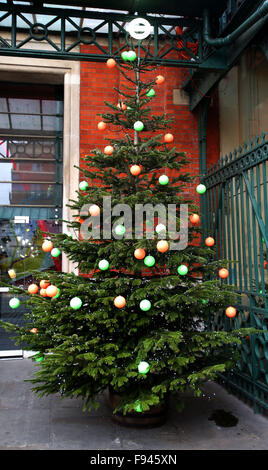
[70,297,82,310]
[54,288,60,299]
[140,299,151,311]
[146,88,155,97]
[79,180,88,191]
[145,219,153,227]
[177,264,188,275]
[134,121,144,132]
[121,51,129,61]
[135,401,143,413]
[127,50,137,61]
[196,184,206,194]
[158,175,169,185]
[51,247,61,257]
[138,361,150,374]
[98,259,110,271]
[201,299,208,305]
[144,255,155,267]
[34,353,44,362]
[9,297,20,309]
[114,224,126,236]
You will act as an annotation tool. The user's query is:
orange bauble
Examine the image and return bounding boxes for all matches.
[157,240,169,253]
[40,288,47,297]
[104,145,114,155]
[264,261,267,270]
[97,121,107,131]
[42,240,53,252]
[130,165,141,176]
[28,284,39,295]
[134,248,146,260]
[189,214,200,224]
[40,280,50,289]
[30,328,38,334]
[205,237,215,247]
[219,268,229,279]
[106,58,116,68]
[114,296,126,308]
[117,102,127,111]
[225,306,237,318]
[75,217,83,224]
[89,205,100,217]
[46,285,58,298]
[155,75,165,85]
[164,133,174,143]
[8,269,16,279]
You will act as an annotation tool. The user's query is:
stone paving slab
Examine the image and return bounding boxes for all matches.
[0,358,267,450]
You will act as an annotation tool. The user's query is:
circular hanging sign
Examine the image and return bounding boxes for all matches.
[127,18,153,40]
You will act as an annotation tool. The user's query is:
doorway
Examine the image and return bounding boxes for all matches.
[0,82,63,356]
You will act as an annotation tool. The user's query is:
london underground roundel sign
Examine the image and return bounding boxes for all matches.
[127,18,153,40]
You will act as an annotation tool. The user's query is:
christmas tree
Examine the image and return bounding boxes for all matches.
[1,47,256,420]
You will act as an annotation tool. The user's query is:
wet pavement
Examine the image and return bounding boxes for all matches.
[0,358,267,450]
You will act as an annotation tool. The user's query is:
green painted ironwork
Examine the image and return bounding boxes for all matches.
[202,132,268,414]
[203,2,268,48]
[198,96,211,237]
[0,2,228,69]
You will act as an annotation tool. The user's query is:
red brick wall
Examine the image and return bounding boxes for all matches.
[79,48,219,205]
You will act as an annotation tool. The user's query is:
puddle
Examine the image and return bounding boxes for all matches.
[208,409,238,427]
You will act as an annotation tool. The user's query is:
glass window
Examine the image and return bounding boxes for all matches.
[0,83,63,209]
[0,98,8,112]
[8,98,41,114]
[0,82,63,135]
[0,114,9,129]
[10,114,41,130]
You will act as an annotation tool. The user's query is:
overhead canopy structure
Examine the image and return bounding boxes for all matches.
[0,1,267,74]
[28,0,227,18]
[0,0,236,69]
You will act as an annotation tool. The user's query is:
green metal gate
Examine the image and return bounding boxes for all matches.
[202,132,268,414]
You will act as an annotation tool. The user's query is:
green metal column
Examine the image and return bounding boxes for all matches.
[198,96,211,242]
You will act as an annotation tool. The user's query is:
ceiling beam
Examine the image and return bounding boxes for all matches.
[29,0,226,17]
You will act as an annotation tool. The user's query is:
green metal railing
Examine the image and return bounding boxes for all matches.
[202,132,268,414]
